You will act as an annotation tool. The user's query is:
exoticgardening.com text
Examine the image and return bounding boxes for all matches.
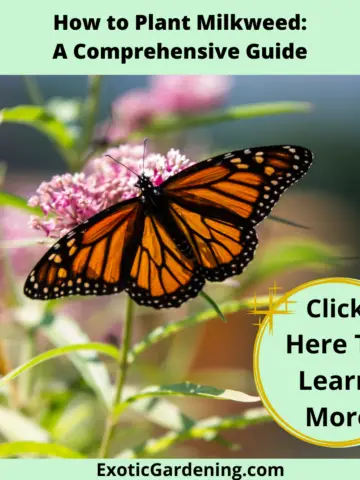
[97,462,285,479]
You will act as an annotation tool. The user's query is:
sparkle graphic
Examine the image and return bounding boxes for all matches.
[250,281,295,333]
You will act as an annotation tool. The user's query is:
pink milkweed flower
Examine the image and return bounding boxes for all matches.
[101,75,232,142]
[28,144,194,238]
[112,89,159,129]
[98,90,159,143]
[150,75,233,114]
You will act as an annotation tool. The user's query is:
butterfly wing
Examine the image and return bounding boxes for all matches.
[24,196,204,308]
[163,145,313,226]
[24,145,312,307]
[125,212,204,309]
[167,202,258,281]
[162,145,312,281]
[24,199,142,300]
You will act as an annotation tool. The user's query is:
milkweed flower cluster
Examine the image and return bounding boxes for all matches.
[150,75,232,113]
[102,75,232,141]
[28,144,194,238]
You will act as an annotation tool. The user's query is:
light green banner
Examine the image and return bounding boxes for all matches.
[0,0,358,74]
[0,459,360,479]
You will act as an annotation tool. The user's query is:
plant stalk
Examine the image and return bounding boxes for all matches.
[78,75,102,165]
[90,100,312,159]
[18,329,37,408]
[0,339,19,409]
[22,76,44,106]
[99,297,135,458]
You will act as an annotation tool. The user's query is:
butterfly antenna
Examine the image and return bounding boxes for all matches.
[142,138,148,176]
[104,154,140,178]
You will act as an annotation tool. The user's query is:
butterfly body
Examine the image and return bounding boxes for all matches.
[133,174,194,259]
[24,145,313,308]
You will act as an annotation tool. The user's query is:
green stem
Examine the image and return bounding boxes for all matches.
[0,224,21,408]
[78,75,102,165]
[18,329,37,408]
[0,340,19,409]
[21,77,80,171]
[137,101,312,135]
[22,76,44,106]
[59,147,81,174]
[0,227,19,307]
[123,101,311,143]
[99,297,135,458]
[200,291,226,322]
[90,100,312,158]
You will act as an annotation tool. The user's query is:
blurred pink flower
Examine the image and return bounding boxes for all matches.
[28,144,194,238]
[1,181,48,283]
[151,75,232,113]
[97,90,157,142]
[100,75,232,142]
[113,90,157,128]
[1,208,45,276]
[0,203,47,310]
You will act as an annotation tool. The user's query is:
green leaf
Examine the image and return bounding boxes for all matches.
[10,307,216,435]
[0,406,50,442]
[121,299,265,445]
[14,306,116,408]
[114,382,259,420]
[119,386,235,451]
[39,312,115,408]
[121,385,230,454]
[240,238,344,293]
[9,310,233,441]
[129,101,312,139]
[0,441,85,458]
[0,342,119,389]
[0,106,74,150]
[200,291,226,322]
[120,385,197,432]
[50,392,101,452]
[128,296,269,364]
[117,407,271,458]
[190,367,255,392]
[0,105,77,168]
[0,192,43,215]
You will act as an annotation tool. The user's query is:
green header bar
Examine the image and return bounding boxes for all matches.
[1,459,360,479]
[0,0,358,74]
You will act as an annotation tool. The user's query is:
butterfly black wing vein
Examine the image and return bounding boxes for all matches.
[24,145,313,308]
[162,145,313,226]
[24,198,142,300]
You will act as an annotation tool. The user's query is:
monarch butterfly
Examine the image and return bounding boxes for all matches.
[24,145,313,308]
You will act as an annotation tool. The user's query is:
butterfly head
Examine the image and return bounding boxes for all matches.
[135,174,154,192]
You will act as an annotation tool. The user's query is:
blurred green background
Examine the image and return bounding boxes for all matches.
[0,75,358,204]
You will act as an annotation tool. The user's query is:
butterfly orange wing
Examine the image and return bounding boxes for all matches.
[24,145,313,307]
[24,199,141,300]
[125,213,204,308]
[162,145,312,280]
[163,145,313,226]
[168,203,258,281]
